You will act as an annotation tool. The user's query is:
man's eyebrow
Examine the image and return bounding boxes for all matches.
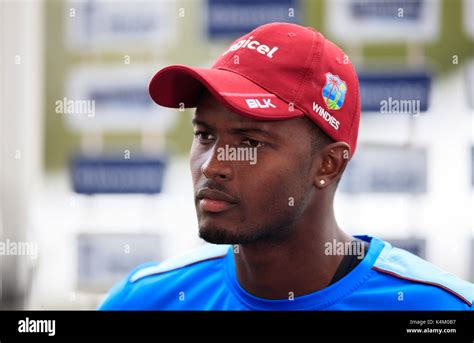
[192,118,213,129]
[230,127,278,139]
[192,118,279,139]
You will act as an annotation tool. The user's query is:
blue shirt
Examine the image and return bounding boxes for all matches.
[98,235,474,310]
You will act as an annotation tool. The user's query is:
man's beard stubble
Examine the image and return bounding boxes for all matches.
[198,214,296,246]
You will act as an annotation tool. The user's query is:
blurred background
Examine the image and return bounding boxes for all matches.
[0,0,473,309]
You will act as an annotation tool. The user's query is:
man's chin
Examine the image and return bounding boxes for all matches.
[198,227,255,245]
[199,227,236,244]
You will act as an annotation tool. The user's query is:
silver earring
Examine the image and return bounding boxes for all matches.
[319,179,326,185]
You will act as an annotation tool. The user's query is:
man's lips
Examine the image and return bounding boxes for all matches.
[196,188,237,213]
[199,199,235,213]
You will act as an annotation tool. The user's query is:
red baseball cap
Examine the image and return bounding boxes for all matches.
[149,22,361,156]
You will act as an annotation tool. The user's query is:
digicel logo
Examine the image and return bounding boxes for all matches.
[223,36,278,58]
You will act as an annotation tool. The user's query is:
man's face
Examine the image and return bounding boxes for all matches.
[190,91,317,245]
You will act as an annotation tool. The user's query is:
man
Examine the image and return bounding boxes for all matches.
[99,23,473,310]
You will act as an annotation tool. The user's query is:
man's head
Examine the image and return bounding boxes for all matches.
[148,22,360,244]
[190,89,349,244]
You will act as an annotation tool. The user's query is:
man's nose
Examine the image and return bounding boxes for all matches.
[201,145,234,182]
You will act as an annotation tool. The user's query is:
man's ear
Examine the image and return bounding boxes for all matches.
[314,142,351,189]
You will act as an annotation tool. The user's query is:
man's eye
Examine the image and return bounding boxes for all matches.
[194,131,214,143]
[242,139,264,148]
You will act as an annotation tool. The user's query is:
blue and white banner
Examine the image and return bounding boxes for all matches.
[206,0,300,39]
[63,65,175,132]
[71,155,166,194]
[339,145,427,193]
[326,0,440,43]
[358,71,432,113]
[65,0,177,51]
[77,233,163,291]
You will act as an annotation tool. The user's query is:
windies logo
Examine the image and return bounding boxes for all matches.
[322,73,347,110]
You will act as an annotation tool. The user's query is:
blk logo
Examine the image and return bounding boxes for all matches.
[245,98,276,109]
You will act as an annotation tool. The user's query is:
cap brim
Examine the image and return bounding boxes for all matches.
[149,65,304,120]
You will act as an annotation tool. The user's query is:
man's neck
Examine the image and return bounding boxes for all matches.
[233,203,353,300]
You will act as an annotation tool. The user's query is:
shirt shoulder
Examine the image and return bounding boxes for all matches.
[369,242,474,310]
[98,243,230,310]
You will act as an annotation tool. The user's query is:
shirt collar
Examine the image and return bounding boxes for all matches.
[224,235,389,310]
